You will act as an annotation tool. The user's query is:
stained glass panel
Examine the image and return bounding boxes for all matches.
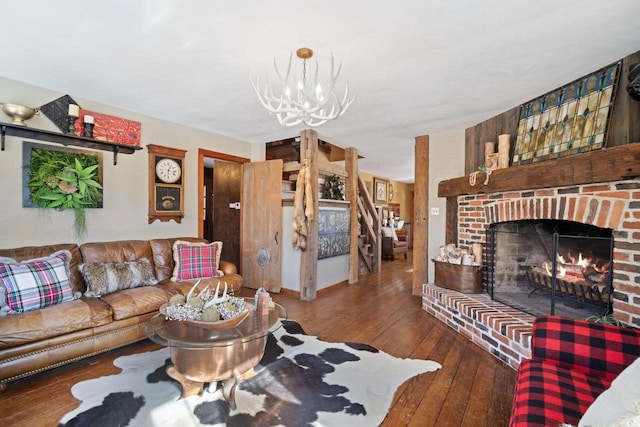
[512,61,620,165]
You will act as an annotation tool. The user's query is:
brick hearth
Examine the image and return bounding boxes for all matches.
[422,284,533,368]
[423,178,640,368]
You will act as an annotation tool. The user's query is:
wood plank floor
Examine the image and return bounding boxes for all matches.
[0,251,516,426]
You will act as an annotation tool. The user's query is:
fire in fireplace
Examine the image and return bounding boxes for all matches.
[487,219,613,318]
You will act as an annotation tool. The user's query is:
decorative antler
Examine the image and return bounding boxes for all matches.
[250,51,355,127]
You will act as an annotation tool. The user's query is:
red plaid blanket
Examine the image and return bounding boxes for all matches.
[509,315,640,427]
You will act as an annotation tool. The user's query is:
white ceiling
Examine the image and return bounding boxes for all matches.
[0,1,639,183]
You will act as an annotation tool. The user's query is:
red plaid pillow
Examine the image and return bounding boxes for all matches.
[171,240,223,281]
[0,250,77,314]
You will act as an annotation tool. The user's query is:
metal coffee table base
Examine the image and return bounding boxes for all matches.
[166,365,257,409]
[167,338,266,408]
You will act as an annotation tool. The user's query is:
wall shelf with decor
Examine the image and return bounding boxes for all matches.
[0,122,142,165]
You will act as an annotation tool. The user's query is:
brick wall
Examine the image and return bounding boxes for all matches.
[457,179,640,326]
[422,179,640,369]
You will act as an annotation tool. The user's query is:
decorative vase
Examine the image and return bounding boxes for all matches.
[498,134,511,169]
[484,142,496,169]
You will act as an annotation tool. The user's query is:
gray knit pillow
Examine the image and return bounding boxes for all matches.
[80,258,158,298]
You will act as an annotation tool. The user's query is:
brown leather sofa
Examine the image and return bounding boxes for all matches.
[0,237,242,392]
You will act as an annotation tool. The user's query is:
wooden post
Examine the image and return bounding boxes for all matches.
[413,135,429,296]
[300,129,319,301]
[345,147,359,284]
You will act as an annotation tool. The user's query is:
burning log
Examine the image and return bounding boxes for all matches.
[529,265,610,306]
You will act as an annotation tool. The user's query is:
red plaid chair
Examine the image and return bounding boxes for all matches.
[509,315,640,427]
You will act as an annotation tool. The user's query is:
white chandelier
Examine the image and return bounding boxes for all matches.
[250,47,355,128]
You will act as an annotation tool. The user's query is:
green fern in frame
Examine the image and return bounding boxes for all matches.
[27,147,103,239]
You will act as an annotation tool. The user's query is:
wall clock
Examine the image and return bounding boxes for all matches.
[147,144,187,223]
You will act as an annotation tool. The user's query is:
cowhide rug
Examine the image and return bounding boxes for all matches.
[58,320,441,427]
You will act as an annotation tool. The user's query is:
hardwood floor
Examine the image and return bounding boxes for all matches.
[0,251,516,426]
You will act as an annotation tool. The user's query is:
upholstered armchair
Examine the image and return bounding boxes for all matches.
[381,227,408,260]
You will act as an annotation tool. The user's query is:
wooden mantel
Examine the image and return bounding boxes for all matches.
[439,143,640,197]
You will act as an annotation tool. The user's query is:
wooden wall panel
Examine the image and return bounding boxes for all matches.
[608,50,640,147]
[464,107,519,174]
[463,50,640,173]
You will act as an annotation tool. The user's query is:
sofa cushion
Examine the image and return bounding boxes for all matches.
[509,359,610,427]
[99,284,179,321]
[171,240,223,281]
[80,240,154,265]
[0,250,79,315]
[0,297,113,350]
[579,356,640,427]
[531,315,640,382]
[79,258,158,298]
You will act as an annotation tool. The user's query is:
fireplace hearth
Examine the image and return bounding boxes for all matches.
[425,174,640,368]
[486,220,613,318]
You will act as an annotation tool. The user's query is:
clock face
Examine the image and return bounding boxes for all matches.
[155,158,182,183]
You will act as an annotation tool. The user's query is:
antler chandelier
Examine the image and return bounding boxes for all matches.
[250,48,355,128]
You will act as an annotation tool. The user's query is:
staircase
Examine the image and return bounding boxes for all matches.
[356,176,381,273]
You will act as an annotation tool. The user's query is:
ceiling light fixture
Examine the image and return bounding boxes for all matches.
[250,47,355,128]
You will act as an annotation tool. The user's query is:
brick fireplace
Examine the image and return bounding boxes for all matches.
[426,144,640,368]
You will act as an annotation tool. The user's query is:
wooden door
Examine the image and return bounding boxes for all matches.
[212,160,241,269]
[241,160,283,292]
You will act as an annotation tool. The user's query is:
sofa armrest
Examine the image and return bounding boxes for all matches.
[531,315,640,381]
[219,260,237,275]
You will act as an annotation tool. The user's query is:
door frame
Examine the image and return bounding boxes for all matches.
[197,149,250,261]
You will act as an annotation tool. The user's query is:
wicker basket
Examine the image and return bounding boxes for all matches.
[433,260,482,293]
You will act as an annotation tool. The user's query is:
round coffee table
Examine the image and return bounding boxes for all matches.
[145,296,286,408]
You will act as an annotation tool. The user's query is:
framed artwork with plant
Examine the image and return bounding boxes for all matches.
[23,142,103,238]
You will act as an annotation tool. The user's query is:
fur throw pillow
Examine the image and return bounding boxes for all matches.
[80,258,158,298]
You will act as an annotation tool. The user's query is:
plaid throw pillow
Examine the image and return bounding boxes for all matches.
[171,240,223,281]
[0,250,77,314]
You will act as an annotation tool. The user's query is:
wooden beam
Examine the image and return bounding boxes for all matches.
[439,143,640,197]
[300,129,319,301]
[345,147,359,284]
[413,135,429,296]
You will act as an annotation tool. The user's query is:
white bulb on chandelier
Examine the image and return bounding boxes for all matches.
[250,48,355,128]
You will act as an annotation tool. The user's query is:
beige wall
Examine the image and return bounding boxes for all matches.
[358,170,412,223]
[428,131,466,282]
[0,76,257,248]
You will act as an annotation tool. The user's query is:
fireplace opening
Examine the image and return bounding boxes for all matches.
[486,220,613,319]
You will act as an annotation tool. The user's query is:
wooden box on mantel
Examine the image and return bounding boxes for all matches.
[433,260,482,293]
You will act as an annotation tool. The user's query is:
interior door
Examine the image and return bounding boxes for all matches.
[212,160,242,269]
[241,160,283,292]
